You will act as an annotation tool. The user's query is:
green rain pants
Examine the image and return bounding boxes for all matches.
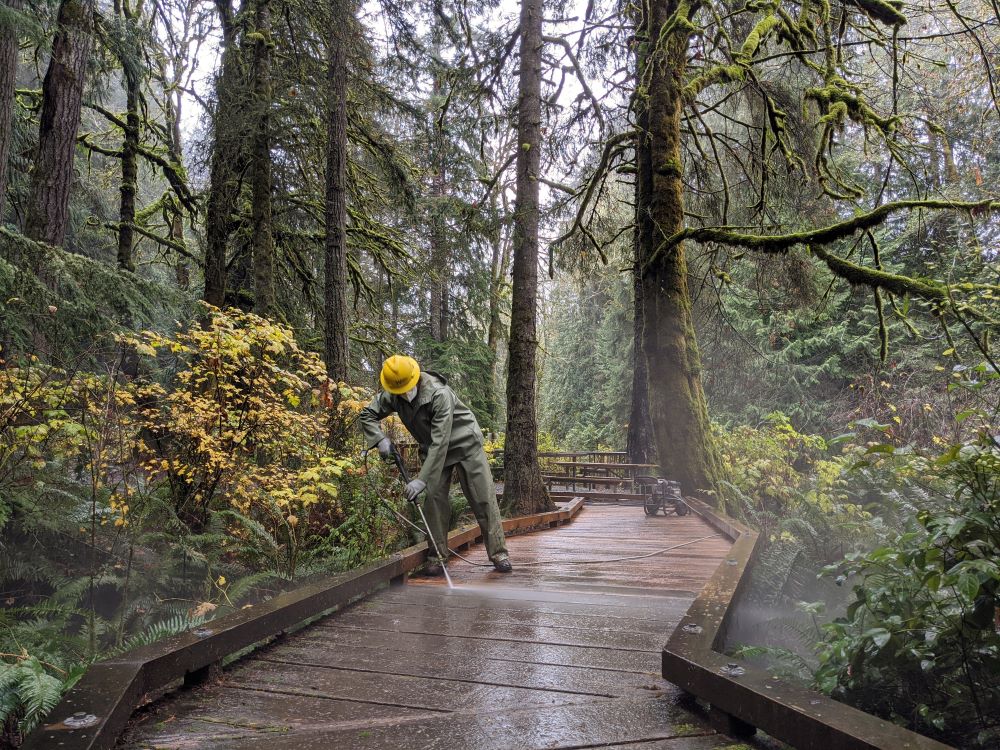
[419,448,508,563]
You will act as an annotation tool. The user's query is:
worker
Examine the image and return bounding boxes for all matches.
[360,355,512,576]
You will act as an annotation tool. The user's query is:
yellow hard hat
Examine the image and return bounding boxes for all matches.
[380,355,420,395]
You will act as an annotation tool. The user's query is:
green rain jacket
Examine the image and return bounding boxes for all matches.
[359,372,486,484]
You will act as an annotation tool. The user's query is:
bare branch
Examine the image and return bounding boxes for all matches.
[541,34,605,131]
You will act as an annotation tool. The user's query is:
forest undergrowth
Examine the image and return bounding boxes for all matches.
[0,306,420,745]
[5,0,1000,742]
[720,402,1000,748]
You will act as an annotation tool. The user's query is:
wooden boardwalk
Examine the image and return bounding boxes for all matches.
[118,505,742,750]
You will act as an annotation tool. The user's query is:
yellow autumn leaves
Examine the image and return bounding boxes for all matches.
[2,307,374,579]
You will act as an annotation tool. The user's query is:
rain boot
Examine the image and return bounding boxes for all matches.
[492,553,512,573]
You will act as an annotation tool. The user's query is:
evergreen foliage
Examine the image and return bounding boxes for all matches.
[540,268,631,450]
[0,228,189,363]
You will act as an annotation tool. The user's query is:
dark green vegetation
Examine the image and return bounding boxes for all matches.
[1,0,999,746]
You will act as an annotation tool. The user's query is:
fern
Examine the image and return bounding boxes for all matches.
[224,570,282,602]
[216,508,281,554]
[106,613,207,658]
[731,644,814,682]
[0,657,67,736]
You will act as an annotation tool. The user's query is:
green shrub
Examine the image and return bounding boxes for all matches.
[816,437,1000,747]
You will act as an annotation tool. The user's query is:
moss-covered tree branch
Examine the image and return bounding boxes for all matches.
[809,245,946,301]
[662,198,998,256]
[648,197,1000,310]
[549,129,636,253]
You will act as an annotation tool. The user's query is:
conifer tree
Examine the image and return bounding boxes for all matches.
[203,0,245,307]
[250,0,275,317]
[323,0,352,380]
[0,0,23,222]
[25,0,96,247]
[112,0,145,272]
[504,0,551,514]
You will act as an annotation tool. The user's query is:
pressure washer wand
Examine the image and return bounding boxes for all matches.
[389,444,409,483]
[389,445,454,588]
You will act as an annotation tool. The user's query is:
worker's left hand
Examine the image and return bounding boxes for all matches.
[404,478,427,502]
[376,437,393,459]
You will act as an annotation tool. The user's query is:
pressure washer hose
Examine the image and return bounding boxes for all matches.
[362,448,722,569]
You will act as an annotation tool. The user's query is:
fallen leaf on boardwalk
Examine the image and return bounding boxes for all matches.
[190,601,217,618]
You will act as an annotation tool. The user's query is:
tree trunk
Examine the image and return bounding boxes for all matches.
[486,194,511,429]
[504,0,551,515]
[250,0,275,318]
[487,197,511,369]
[428,66,449,344]
[428,190,448,342]
[203,0,243,307]
[113,6,141,380]
[117,66,139,271]
[635,0,722,499]
[165,89,189,287]
[156,49,190,287]
[24,0,95,247]
[323,0,350,382]
[627,213,656,464]
[0,0,23,222]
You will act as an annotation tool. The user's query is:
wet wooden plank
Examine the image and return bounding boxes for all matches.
[600,738,749,750]
[316,610,669,651]
[374,582,690,620]
[288,624,660,672]
[119,687,438,747]
[349,595,687,633]
[257,641,673,696]
[128,696,723,750]
[413,510,731,597]
[221,659,610,712]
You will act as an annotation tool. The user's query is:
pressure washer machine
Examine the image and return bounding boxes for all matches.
[636,476,689,517]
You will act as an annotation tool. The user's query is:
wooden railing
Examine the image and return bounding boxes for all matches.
[23,499,585,750]
[664,498,955,750]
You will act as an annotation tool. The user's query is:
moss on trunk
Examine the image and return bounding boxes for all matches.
[636,0,723,500]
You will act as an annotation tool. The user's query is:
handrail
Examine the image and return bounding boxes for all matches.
[24,498,585,750]
[664,498,954,750]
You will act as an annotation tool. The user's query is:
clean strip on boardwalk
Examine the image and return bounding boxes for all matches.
[118,505,740,750]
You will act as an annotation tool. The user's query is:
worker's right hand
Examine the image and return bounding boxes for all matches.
[376,437,393,459]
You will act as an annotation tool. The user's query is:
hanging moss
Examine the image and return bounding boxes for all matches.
[737,13,782,62]
[684,13,785,101]
[683,63,744,100]
[0,228,191,363]
[670,198,998,259]
[805,80,898,133]
[650,199,1000,319]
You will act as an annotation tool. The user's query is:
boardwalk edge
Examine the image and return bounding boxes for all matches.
[663,498,955,750]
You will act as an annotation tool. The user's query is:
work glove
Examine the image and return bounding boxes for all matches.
[404,478,427,503]
[376,437,393,459]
